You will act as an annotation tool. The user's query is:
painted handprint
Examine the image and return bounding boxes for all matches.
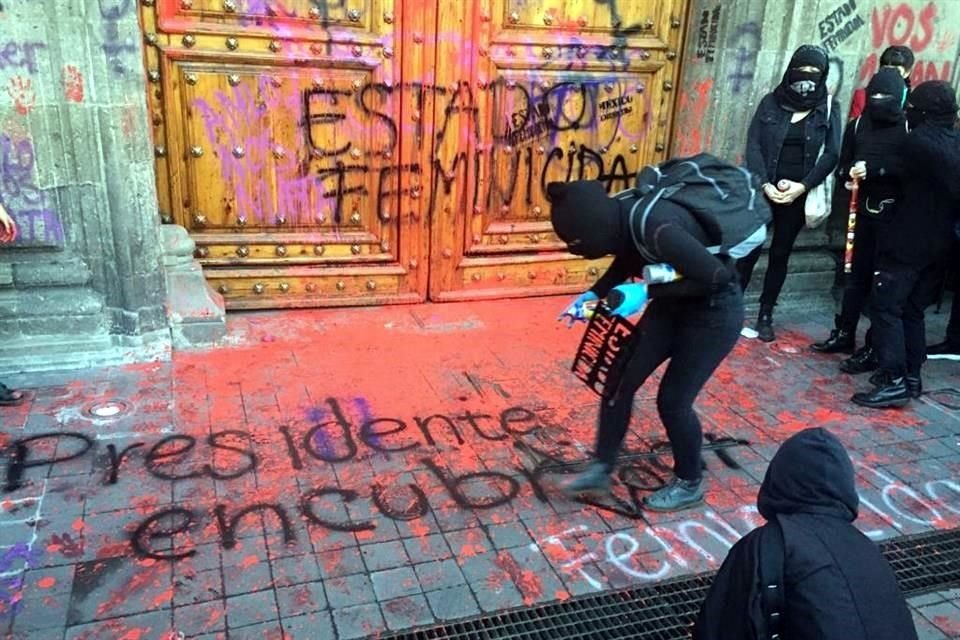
[6,77,36,115]
[63,65,85,103]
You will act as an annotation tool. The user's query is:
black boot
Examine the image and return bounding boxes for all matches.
[755,304,775,343]
[560,461,612,497]
[876,371,922,398]
[840,346,878,374]
[851,375,910,408]
[905,374,922,398]
[810,316,855,353]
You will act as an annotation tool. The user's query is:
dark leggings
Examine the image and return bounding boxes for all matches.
[736,197,807,306]
[838,218,879,336]
[594,285,744,480]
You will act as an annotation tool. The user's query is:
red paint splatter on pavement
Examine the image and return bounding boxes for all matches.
[495,552,544,606]
[151,587,174,608]
[36,576,56,589]
[932,614,960,636]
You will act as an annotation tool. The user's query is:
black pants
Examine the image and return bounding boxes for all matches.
[838,218,880,335]
[946,282,960,344]
[736,197,806,307]
[595,284,744,481]
[936,248,960,344]
[870,258,942,378]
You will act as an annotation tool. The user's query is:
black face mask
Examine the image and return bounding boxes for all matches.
[548,181,624,259]
[906,107,928,128]
[868,95,903,122]
[787,69,823,97]
[866,68,908,124]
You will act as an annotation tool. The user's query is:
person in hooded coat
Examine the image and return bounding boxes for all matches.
[737,45,842,342]
[852,80,960,408]
[547,179,744,512]
[848,45,915,120]
[693,427,918,640]
[810,68,910,376]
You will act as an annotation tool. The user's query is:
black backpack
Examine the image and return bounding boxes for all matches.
[614,153,772,261]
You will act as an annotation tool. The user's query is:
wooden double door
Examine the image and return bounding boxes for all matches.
[140,0,690,309]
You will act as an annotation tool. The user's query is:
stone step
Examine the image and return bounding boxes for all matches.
[0,329,171,376]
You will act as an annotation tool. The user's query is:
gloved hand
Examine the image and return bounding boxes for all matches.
[607,283,648,318]
[558,290,599,327]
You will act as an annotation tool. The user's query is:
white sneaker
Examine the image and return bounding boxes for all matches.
[740,327,759,339]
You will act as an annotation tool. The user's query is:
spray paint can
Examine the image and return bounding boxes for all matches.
[642,263,682,284]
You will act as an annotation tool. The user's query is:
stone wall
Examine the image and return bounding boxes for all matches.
[0,0,171,370]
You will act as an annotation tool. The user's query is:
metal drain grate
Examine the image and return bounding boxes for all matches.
[881,527,960,594]
[382,528,960,640]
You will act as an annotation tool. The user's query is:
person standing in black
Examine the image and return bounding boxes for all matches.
[810,68,909,366]
[853,81,960,408]
[548,178,749,512]
[737,45,842,342]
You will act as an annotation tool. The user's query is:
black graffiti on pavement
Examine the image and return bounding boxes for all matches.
[3,399,755,562]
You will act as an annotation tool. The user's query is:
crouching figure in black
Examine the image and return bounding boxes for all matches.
[548,154,769,512]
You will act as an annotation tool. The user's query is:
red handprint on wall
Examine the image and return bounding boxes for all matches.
[63,65,85,103]
[6,77,36,115]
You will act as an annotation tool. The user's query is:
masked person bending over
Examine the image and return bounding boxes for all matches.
[548,175,758,512]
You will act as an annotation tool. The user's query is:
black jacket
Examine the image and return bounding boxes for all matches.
[589,200,738,300]
[835,115,910,220]
[877,122,960,266]
[694,428,918,640]
[746,94,842,191]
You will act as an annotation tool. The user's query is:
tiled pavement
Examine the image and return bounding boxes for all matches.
[1,296,959,639]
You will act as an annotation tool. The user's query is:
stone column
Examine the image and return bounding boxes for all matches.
[0,0,172,371]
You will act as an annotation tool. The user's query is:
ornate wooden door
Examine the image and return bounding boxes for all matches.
[139,0,689,309]
[140,0,427,309]
[426,0,690,301]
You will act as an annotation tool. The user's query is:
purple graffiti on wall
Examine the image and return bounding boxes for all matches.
[0,134,65,248]
[98,0,137,75]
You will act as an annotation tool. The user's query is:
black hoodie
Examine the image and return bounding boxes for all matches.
[835,68,909,219]
[877,120,960,266]
[694,428,918,640]
[548,180,737,300]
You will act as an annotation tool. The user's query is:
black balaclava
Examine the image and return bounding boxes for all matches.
[865,67,908,124]
[547,180,623,259]
[773,45,829,111]
[906,80,960,129]
[757,427,859,522]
